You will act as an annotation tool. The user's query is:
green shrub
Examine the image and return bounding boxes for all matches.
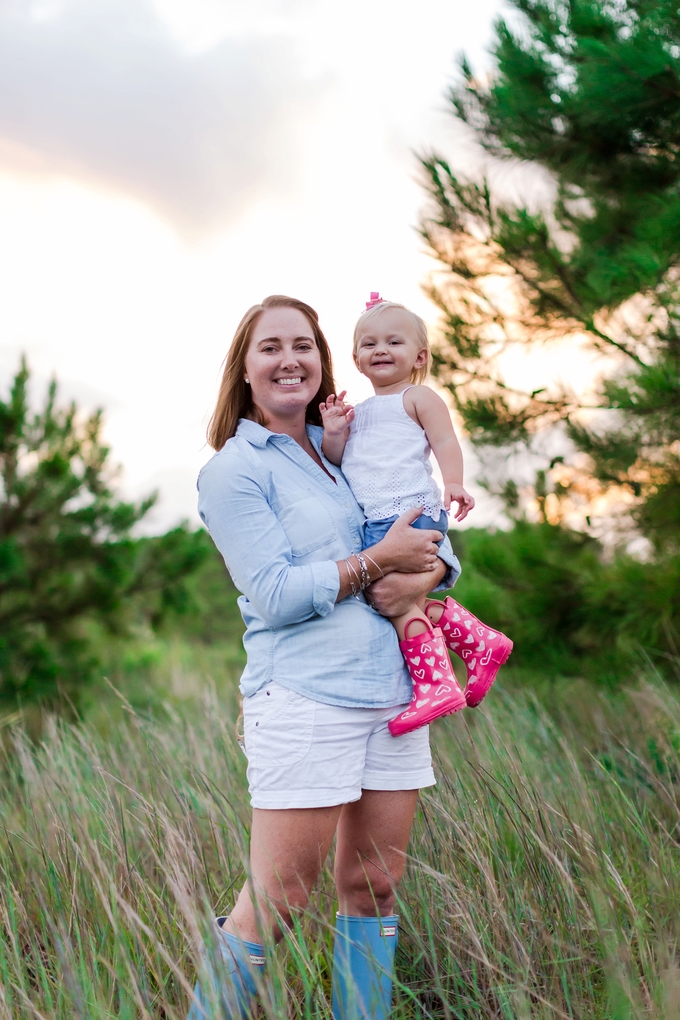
[450,522,680,682]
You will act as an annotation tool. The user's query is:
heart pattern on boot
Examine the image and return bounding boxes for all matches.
[424,596,514,711]
[392,622,467,736]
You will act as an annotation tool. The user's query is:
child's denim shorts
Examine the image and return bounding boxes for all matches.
[363,509,449,548]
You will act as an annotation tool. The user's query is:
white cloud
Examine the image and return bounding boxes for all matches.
[149,0,316,53]
[0,0,512,529]
[0,0,323,233]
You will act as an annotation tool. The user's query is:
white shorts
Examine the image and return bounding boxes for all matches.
[242,682,436,810]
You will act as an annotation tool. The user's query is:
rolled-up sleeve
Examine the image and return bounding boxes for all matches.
[198,451,340,629]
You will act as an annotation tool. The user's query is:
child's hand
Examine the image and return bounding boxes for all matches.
[319,391,354,436]
[444,482,475,522]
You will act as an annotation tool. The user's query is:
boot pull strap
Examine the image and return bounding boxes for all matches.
[403,617,432,641]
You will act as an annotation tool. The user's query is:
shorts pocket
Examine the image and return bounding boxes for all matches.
[244,682,317,767]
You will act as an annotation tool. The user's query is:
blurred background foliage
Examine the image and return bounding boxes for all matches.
[1,0,679,722]
[422,0,680,689]
[0,358,241,715]
[421,0,680,551]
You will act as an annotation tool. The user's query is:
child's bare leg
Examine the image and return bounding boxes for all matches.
[424,599,444,627]
[390,597,430,642]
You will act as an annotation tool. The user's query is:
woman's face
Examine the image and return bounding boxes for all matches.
[245,307,323,427]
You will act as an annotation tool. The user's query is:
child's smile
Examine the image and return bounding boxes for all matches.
[354,307,428,393]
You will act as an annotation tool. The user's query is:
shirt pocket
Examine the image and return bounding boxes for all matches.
[244,682,317,766]
[275,491,338,557]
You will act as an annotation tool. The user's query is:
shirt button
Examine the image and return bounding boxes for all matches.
[345,503,351,508]
[355,539,360,545]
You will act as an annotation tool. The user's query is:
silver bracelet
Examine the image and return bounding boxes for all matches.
[345,557,362,599]
[362,553,384,579]
[356,553,371,590]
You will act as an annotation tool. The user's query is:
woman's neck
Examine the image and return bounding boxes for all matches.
[251,408,336,481]
[254,410,310,447]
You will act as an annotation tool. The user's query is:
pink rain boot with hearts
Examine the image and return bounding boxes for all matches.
[426,597,513,707]
[388,620,466,737]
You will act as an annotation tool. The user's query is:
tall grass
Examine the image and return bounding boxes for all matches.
[1,677,679,1018]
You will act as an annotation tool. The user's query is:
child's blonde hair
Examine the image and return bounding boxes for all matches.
[352,301,431,385]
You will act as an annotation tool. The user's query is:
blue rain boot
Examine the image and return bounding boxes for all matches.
[331,914,398,1020]
[187,917,266,1019]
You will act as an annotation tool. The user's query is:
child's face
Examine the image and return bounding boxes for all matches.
[354,308,427,389]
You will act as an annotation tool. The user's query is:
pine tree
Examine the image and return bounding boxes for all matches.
[0,359,207,707]
[421,0,680,548]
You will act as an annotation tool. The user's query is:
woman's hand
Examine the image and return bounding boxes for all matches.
[335,509,441,605]
[368,563,447,617]
[370,508,441,575]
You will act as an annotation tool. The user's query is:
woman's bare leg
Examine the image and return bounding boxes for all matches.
[222,790,419,940]
[334,789,419,915]
[222,805,342,943]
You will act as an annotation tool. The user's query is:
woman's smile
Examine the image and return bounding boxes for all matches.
[245,306,322,425]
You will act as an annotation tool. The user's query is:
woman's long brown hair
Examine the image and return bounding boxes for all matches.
[207,295,337,451]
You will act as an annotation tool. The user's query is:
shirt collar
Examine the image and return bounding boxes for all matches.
[235,418,271,448]
[235,418,324,450]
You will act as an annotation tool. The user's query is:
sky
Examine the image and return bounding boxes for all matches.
[0,0,515,531]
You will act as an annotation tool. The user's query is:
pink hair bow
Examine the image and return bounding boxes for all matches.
[365,291,385,309]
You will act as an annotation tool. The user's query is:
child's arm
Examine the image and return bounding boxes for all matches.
[320,391,354,466]
[405,386,476,522]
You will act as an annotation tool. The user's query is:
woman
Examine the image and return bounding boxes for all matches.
[191,295,460,1020]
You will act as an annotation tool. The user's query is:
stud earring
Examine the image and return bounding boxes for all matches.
[245,377,250,384]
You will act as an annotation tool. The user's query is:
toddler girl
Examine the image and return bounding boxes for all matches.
[321,294,512,736]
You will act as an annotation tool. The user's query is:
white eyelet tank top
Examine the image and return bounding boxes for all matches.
[341,388,445,521]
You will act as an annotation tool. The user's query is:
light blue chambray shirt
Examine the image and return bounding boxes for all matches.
[197,419,461,709]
